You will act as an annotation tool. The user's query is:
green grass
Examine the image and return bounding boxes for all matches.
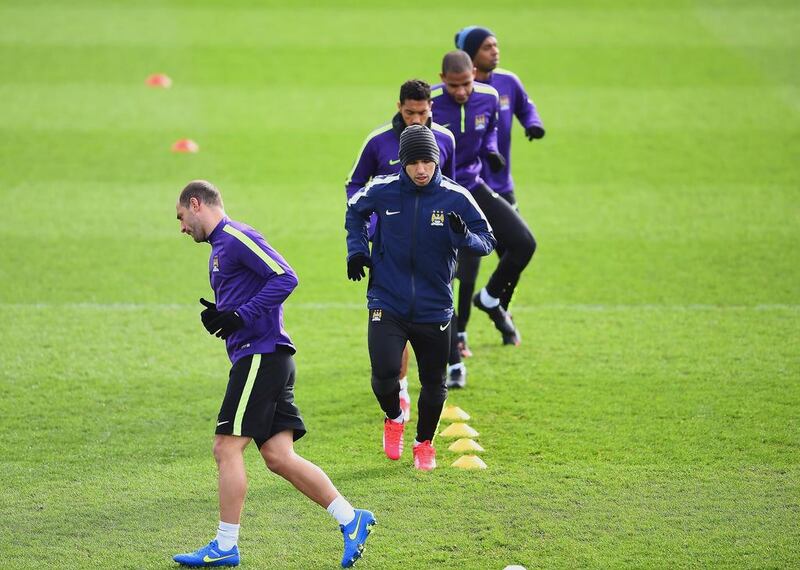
[1,0,798,568]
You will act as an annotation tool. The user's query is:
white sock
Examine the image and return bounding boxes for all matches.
[448,362,465,373]
[388,412,404,423]
[326,495,356,526]
[480,288,500,308]
[399,377,408,391]
[215,521,240,551]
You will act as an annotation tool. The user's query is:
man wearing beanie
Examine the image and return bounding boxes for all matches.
[453,26,545,349]
[345,124,495,471]
[432,50,537,348]
[345,79,462,416]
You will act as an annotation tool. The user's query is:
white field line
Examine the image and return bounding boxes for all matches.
[1,302,798,312]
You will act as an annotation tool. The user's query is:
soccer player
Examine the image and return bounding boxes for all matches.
[173,180,375,568]
[346,79,467,394]
[345,125,495,470]
[454,25,545,334]
[432,50,537,349]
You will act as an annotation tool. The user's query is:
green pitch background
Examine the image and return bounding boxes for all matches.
[1,0,798,568]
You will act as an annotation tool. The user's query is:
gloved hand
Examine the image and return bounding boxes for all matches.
[206,310,245,339]
[199,298,220,332]
[447,212,467,235]
[525,125,545,140]
[486,152,506,173]
[347,254,372,281]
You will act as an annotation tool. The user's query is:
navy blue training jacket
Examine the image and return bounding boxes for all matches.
[345,166,495,323]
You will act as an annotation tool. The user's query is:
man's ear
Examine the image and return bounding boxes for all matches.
[397,101,402,111]
[190,196,201,212]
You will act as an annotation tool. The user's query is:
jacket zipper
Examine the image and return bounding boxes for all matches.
[409,192,420,320]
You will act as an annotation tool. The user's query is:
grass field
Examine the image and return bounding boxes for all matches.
[1,0,799,568]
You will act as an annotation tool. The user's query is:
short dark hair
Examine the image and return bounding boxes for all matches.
[442,50,474,75]
[179,180,223,208]
[399,79,431,104]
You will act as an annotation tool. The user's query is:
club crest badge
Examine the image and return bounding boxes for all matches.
[475,114,487,131]
[371,309,382,322]
[430,210,445,227]
[500,95,511,111]
[212,255,220,272]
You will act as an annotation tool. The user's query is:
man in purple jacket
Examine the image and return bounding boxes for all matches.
[432,51,536,349]
[173,180,374,569]
[454,25,545,329]
[346,80,467,395]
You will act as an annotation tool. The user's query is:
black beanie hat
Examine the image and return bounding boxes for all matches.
[398,125,439,167]
[454,26,494,60]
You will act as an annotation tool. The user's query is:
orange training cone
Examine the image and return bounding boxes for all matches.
[145,73,172,88]
[171,139,199,153]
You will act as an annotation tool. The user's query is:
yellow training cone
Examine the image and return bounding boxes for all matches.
[439,422,479,438]
[441,405,470,421]
[451,455,487,469]
[448,438,485,453]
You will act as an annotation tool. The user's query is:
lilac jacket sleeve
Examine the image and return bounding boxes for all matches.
[230,236,298,326]
[481,99,500,157]
[345,138,379,199]
[514,76,543,129]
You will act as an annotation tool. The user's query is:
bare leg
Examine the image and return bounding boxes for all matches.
[213,434,251,524]
[260,430,338,508]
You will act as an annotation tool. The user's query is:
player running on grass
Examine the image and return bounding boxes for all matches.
[452,26,545,355]
[345,79,468,401]
[173,180,374,568]
[432,50,537,351]
[345,126,495,470]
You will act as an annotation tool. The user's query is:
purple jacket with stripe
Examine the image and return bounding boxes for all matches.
[479,68,544,194]
[345,114,456,199]
[207,217,297,363]
[430,82,500,191]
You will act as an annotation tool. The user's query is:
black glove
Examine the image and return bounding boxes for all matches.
[199,298,220,332]
[347,254,372,281]
[447,212,467,235]
[206,311,245,339]
[486,152,506,173]
[525,125,545,140]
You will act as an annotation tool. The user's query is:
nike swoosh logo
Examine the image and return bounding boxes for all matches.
[348,513,363,540]
[217,420,229,427]
[203,554,236,563]
[385,210,400,216]
[389,158,400,165]
[442,123,450,128]
[440,322,451,331]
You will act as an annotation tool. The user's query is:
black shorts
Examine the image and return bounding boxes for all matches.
[215,346,306,448]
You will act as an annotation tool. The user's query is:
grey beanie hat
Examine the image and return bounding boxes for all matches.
[398,125,440,167]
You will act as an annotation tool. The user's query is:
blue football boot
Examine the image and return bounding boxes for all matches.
[173,539,240,567]
[340,509,376,568]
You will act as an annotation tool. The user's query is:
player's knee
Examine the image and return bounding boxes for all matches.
[420,380,447,406]
[371,372,400,396]
[263,450,290,475]
[510,230,536,266]
[212,438,233,465]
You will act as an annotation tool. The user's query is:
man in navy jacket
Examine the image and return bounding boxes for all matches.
[345,125,494,470]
